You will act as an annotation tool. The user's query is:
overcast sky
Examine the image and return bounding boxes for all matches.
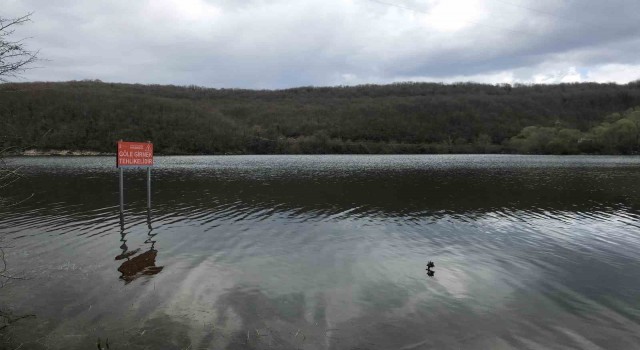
[4,0,640,88]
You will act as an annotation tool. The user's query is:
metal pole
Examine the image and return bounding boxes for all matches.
[147,166,151,210]
[119,167,124,213]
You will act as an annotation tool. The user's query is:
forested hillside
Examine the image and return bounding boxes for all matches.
[1,80,640,154]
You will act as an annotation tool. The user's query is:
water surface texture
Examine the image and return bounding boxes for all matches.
[1,155,640,349]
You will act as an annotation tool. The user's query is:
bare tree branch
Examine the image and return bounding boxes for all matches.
[0,13,39,82]
[0,14,37,337]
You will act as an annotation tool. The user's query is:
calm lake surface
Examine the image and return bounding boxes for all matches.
[1,155,640,349]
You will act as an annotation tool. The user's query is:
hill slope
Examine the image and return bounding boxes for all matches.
[1,80,640,154]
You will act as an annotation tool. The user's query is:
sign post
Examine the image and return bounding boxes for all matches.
[117,140,154,215]
[119,167,124,213]
[147,167,151,210]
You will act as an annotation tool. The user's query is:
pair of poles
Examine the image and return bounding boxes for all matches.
[119,166,151,214]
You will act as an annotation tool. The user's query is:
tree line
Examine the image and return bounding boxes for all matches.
[1,80,640,154]
[509,107,640,154]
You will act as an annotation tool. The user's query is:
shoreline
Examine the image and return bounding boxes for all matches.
[18,149,113,156]
[6,149,639,157]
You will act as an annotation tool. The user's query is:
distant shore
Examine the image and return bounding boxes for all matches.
[7,149,639,157]
[2,81,640,156]
[18,149,113,156]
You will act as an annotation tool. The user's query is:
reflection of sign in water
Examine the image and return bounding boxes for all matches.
[117,141,153,167]
[116,210,163,283]
[117,249,163,283]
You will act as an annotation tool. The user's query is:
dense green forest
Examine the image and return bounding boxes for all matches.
[1,80,640,154]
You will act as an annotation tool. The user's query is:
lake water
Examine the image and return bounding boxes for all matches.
[1,155,639,349]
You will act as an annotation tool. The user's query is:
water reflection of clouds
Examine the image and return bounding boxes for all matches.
[9,201,633,348]
[3,156,640,349]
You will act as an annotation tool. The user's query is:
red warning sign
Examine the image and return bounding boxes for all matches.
[117,141,153,167]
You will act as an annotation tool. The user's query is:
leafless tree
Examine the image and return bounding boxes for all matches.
[0,13,39,333]
[0,13,39,81]
[0,12,38,205]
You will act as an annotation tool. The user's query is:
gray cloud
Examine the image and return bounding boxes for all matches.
[3,0,640,88]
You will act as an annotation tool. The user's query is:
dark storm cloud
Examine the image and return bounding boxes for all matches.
[3,0,640,88]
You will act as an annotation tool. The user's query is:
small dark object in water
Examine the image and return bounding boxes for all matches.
[426,260,435,278]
